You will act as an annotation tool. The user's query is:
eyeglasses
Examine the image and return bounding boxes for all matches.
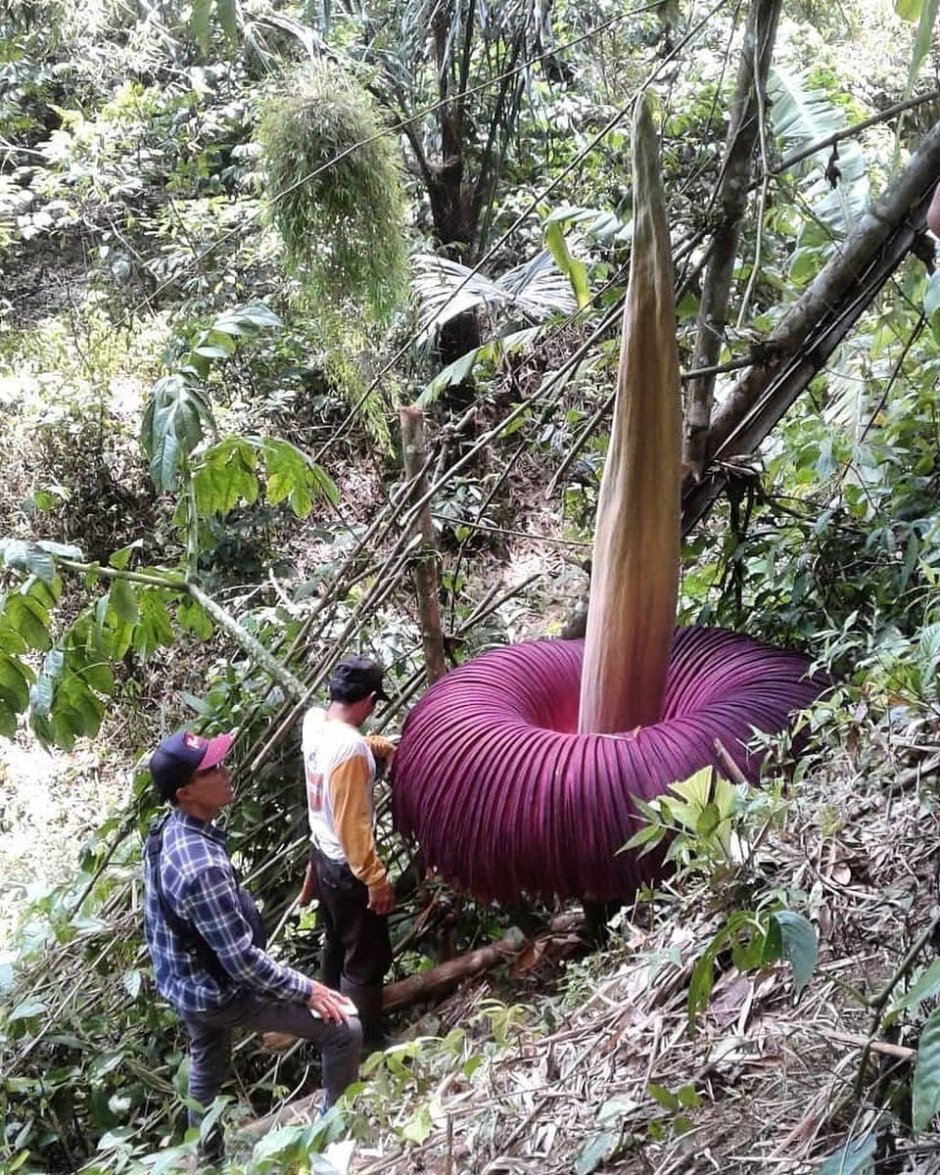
[194,763,230,778]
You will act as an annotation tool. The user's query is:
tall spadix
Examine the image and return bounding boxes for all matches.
[579,98,681,734]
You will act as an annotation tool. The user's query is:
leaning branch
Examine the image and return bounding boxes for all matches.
[682,116,940,534]
[55,555,307,701]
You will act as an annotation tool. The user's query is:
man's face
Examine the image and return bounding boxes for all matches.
[182,762,234,809]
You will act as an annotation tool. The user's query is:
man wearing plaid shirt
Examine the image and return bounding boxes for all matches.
[143,729,361,1163]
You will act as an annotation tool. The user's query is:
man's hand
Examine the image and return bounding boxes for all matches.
[368,879,395,914]
[297,860,316,909]
[306,981,354,1023]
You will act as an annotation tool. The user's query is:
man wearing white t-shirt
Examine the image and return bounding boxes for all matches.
[298,655,396,1049]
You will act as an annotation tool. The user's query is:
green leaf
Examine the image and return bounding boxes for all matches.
[29,670,56,718]
[688,950,715,1021]
[623,821,664,852]
[108,578,139,626]
[213,303,280,334]
[193,438,259,515]
[543,221,591,309]
[772,910,817,997]
[108,541,142,571]
[574,1132,620,1175]
[177,598,214,640]
[82,660,115,697]
[122,970,142,1000]
[670,767,713,809]
[6,594,51,651]
[216,0,239,43]
[817,1131,876,1175]
[647,1083,679,1111]
[260,437,338,516]
[914,1006,940,1131]
[191,0,212,50]
[9,999,47,1021]
[0,538,57,584]
[0,654,34,712]
[0,705,15,738]
[906,0,940,92]
[891,958,940,1014]
[133,589,176,658]
[696,801,721,837]
[401,1102,434,1144]
[760,914,783,966]
[419,348,482,406]
[142,374,214,492]
[896,0,922,19]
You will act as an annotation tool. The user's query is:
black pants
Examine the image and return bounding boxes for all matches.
[182,989,362,1159]
[311,846,392,990]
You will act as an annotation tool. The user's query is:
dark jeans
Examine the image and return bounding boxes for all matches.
[312,847,392,989]
[182,988,362,1155]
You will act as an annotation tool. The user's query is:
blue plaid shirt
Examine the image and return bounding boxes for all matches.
[143,811,312,1016]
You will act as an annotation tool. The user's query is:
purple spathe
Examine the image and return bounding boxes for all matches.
[390,628,827,903]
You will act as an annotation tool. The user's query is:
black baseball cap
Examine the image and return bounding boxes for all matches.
[328,655,389,703]
[149,730,234,801]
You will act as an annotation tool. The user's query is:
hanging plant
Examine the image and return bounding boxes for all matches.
[391,98,827,903]
[256,60,409,324]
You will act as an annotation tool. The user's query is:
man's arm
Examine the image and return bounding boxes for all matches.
[364,734,396,763]
[184,866,325,1001]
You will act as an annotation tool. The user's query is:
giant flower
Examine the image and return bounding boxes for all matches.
[392,630,822,902]
[391,100,825,903]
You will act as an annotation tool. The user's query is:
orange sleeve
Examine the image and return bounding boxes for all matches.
[365,734,396,761]
[328,755,387,887]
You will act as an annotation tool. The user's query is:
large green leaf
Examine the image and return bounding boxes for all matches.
[216,0,239,43]
[817,1130,876,1175]
[417,326,543,406]
[261,438,339,516]
[0,653,34,713]
[107,578,139,627]
[892,957,940,1014]
[141,374,214,492]
[913,1006,940,1131]
[906,0,940,92]
[5,594,51,652]
[132,589,176,658]
[193,438,259,516]
[0,538,56,584]
[772,910,817,998]
[191,0,212,51]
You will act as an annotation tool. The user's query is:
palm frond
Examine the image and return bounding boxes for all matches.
[769,65,869,238]
[410,251,577,346]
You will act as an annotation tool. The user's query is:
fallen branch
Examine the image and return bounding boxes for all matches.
[381,935,522,1012]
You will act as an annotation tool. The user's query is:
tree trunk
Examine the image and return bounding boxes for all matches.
[400,406,448,685]
[684,0,783,476]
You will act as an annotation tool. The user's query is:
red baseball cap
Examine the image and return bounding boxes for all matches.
[149,730,234,800]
